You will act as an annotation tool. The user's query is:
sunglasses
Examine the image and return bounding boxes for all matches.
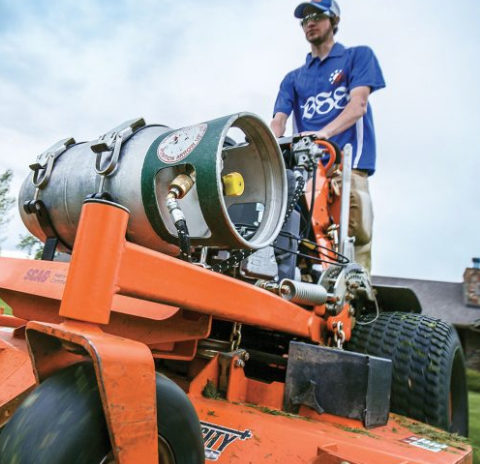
[301,12,330,26]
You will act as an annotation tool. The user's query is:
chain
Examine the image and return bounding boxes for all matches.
[211,249,253,273]
[283,173,305,225]
[229,322,243,351]
[334,321,346,349]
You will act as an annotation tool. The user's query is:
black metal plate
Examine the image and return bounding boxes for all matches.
[284,342,392,428]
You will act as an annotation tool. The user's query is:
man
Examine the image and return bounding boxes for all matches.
[270,0,385,272]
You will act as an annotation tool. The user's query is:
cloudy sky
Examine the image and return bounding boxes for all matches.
[0,0,478,282]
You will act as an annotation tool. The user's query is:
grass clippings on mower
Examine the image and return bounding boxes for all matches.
[337,425,377,439]
[241,403,313,421]
[202,380,221,399]
[392,415,470,451]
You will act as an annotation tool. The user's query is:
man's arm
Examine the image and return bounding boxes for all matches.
[303,86,371,139]
[270,112,289,137]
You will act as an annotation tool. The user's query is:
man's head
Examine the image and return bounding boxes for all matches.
[294,0,341,39]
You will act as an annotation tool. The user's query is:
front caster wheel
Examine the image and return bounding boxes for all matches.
[0,362,205,463]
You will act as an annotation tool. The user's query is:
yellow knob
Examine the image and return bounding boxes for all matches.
[222,172,245,197]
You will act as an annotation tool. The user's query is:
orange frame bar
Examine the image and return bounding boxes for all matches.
[61,200,323,342]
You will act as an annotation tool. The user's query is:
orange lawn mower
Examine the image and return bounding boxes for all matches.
[0,113,472,463]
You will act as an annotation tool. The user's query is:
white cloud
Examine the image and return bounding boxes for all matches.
[0,0,478,281]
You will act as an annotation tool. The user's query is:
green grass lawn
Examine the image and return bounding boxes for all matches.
[470,391,480,464]
[0,297,12,315]
[468,369,480,463]
[469,369,480,393]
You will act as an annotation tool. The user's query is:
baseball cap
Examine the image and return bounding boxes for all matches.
[294,0,341,19]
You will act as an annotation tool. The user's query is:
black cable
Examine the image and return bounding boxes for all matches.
[272,244,347,267]
[234,224,350,265]
[234,223,258,230]
[273,230,349,264]
[299,237,350,264]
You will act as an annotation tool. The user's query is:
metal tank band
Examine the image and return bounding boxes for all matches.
[141,112,287,250]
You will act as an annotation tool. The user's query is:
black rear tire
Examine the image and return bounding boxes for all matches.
[346,312,468,436]
[0,362,205,464]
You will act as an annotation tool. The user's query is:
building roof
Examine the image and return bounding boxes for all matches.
[372,275,480,328]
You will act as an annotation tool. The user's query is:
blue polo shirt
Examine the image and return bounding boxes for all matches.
[273,43,385,175]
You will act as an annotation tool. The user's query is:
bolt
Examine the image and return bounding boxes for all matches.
[332,322,338,329]
[235,359,245,368]
[280,285,291,296]
[348,306,355,316]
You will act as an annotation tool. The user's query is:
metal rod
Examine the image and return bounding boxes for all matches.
[339,143,353,256]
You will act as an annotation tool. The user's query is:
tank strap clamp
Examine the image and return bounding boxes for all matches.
[90,118,146,176]
[29,137,76,192]
[90,118,146,196]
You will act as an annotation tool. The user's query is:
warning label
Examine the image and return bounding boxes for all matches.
[402,436,448,453]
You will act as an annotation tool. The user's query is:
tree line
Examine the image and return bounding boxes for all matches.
[0,169,43,259]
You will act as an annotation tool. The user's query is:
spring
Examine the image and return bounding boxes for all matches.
[279,279,328,306]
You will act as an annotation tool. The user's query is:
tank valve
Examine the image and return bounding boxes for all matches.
[168,172,196,200]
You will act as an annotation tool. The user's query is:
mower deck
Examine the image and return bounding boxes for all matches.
[193,397,472,464]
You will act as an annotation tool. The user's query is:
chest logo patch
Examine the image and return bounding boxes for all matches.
[329,69,345,85]
[201,421,252,461]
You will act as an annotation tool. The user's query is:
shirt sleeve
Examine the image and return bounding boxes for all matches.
[349,46,386,93]
[273,71,295,117]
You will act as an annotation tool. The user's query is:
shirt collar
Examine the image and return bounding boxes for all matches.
[305,42,346,67]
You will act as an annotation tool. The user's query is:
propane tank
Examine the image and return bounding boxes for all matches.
[19,113,287,255]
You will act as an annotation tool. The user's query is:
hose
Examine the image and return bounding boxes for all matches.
[166,194,192,262]
[175,219,192,262]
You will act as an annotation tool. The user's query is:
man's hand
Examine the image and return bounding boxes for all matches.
[300,129,331,139]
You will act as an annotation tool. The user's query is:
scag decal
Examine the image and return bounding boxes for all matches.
[50,272,66,285]
[157,123,207,164]
[402,436,448,453]
[200,421,252,461]
[24,268,51,283]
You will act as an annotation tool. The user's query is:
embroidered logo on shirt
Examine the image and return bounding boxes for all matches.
[329,69,345,85]
[301,86,349,119]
